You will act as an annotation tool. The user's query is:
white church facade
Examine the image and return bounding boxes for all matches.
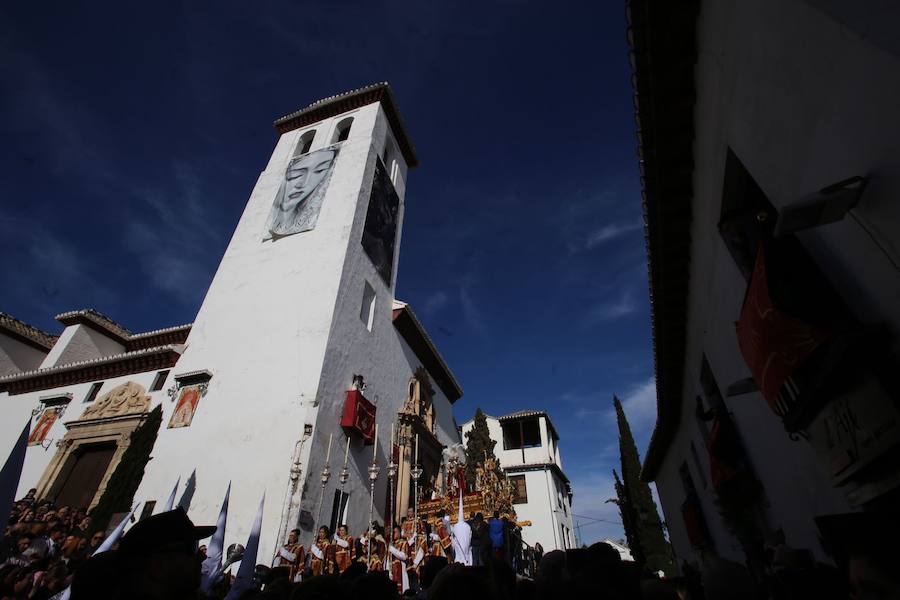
[460,410,575,551]
[0,83,464,562]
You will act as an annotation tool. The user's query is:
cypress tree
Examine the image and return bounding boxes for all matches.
[613,469,643,565]
[614,395,674,575]
[464,408,501,488]
[90,404,162,533]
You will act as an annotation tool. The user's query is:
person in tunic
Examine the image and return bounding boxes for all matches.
[401,508,416,541]
[309,526,334,576]
[273,528,305,582]
[434,512,452,557]
[409,520,428,591]
[388,525,410,594]
[360,522,386,572]
[333,525,355,574]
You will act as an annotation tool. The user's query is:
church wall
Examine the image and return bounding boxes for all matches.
[39,324,125,369]
[131,102,388,564]
[4,368,170,500]
[294,104,460,547]
[0,335,47,376]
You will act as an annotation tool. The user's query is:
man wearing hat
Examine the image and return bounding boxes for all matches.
[72,508,215,600]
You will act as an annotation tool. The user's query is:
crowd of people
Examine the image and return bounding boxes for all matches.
[1,489,108,599]
[5,490,888,600]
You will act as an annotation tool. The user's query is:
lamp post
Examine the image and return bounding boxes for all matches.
[314,434,333,532]
[367,423,380,568]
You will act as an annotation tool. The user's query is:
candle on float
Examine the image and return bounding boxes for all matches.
[325,434,333,464]
[415,434,419,463]
[390,423,395,450]
[373,424,379,460]
[343,435,350,468]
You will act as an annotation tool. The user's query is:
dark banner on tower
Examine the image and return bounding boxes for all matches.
[362,157,399,284]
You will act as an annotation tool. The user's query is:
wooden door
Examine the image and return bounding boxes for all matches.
[54,444,116,510]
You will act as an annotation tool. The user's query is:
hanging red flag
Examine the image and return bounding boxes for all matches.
[341,390,377,444]
[736,244,831,413]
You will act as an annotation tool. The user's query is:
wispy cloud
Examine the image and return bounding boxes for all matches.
[614,377,658,455]
[586,290,636,322]
[585,220,643,250]
[421,290,449,317]
[122,160,224,306]
[0,218,117,317]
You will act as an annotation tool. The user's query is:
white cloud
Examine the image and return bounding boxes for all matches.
[587,290,636,322]
[614,377,658,456]
[585,221,642,249]
[422,290,449,316]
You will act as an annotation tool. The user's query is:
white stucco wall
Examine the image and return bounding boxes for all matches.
[460,414,574,551]
[128,103,390,565]
[5,369,172,500]
[0,336,47,376]
[40,324,125,369]
[652,0,900,568]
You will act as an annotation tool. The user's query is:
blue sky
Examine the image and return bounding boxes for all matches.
[0,2,659,545]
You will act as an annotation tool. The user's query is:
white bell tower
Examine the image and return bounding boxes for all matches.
[135,83,419,555]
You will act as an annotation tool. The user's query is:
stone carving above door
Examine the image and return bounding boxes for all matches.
[79,381,150,420]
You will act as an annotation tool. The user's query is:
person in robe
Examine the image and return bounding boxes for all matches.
[333,524,355,574]
[446,493,472,566]
[409,520,429,591]
[401,508,416,541]
[273,528,305,582]
[433,512,452,557]
[309,526,334,576]
[359,522,386,572]
[388,525,410,593]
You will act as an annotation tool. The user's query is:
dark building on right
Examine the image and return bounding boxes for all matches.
[628,0,900,577]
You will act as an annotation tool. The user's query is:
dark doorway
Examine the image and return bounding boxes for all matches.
[54,444,116,510]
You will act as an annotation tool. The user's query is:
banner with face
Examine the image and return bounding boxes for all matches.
[266,145,339,238]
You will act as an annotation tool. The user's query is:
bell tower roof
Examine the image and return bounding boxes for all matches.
[273,82,419,168]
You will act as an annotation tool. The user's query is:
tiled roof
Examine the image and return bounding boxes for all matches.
[0,313,58,350]
[56,309,132,340]
[0,345,185,395]
[498,410,560,441]
[274,82,419,168]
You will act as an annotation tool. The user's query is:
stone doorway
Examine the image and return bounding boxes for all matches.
[53,443,116,510]
[36,381,151,510]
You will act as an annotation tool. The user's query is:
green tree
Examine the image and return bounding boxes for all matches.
[464,408,501,488]
[90,404,162,533]
[614,395,675,575]
[612,469,643,565]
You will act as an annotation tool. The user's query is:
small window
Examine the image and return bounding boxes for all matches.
[501,418,542,449]
[297,129,316,155]
[332,117,353,144]
[360,281,376,331]
[84,382,103,403]
[139,501,156,521]
[151,370,170,392]
[510,475,527,504]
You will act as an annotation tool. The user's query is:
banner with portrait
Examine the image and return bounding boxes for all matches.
[168,385,203,429]
[28,408,61,446]
[266,145,340,238]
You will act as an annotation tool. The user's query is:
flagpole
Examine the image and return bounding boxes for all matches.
[411,434,423,532]
[314,434,333,532]
[367,424,380,568]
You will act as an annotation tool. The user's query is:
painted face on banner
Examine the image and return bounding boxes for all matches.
[280,151,336,214]
[266,145,339,238]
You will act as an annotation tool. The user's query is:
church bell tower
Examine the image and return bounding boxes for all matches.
[134,83,419,554]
